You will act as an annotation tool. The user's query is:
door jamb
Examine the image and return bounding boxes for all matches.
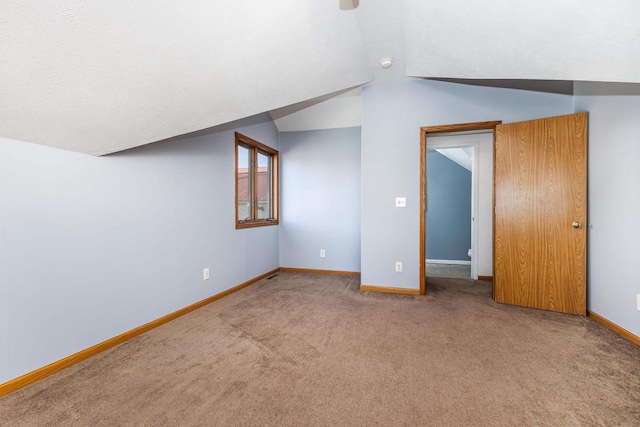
[419,121,502,294]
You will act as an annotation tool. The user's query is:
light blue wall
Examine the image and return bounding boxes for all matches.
[0,113,279,383]
[5,78,638,384]
[574,82,640,338]
[279,127,361,272]
[0,259,7,380]
[426,151,471,261]
[361,79,573,289]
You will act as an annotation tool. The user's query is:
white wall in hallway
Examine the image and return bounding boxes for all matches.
[427,132,493,277]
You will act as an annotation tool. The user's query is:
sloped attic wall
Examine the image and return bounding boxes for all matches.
[0,113,279,383]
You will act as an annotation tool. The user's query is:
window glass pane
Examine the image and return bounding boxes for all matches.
[235,132,278,228]
[257,151,271,219]
[237,145,253,221]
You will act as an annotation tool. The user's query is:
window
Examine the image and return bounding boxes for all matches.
[235,132,279,228]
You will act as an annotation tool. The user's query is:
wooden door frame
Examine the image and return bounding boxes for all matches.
[419,121,502,294]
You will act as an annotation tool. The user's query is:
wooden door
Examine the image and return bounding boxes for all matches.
[494,113,587,315]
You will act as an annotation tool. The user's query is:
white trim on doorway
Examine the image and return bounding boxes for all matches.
[426,136,481,280]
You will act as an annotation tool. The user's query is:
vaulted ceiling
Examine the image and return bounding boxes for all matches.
[2,1,639,155]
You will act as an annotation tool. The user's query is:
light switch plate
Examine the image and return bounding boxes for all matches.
[395,197,406,208]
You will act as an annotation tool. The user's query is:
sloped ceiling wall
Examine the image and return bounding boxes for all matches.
[0,1,371,155]
[2,0,640,154]
[406,0,640,82]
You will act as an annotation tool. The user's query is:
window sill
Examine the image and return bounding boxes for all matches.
[236,220,279,229]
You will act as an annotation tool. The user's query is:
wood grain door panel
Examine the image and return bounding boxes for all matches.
[494,113,587,315]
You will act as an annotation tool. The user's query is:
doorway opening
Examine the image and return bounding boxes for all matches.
[419,121,501,294]
[425,146,474,279]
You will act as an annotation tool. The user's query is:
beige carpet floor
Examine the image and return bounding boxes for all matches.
[1,272,639,426]
[426,262,471,278]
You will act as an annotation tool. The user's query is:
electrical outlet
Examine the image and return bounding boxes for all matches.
[395,262,403,273]
[320,250,326,258]
[203,268,210,281]
[637,294,640,311]
[395,197,406,208]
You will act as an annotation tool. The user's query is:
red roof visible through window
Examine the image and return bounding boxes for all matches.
[237,167,269,203]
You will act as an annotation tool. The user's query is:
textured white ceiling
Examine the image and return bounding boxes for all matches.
[406,0,640,82]
[3,1,640,155]
[270,0,409,132]
[0,1,371,155]
[271,88,362,133]
[354,0,410,85]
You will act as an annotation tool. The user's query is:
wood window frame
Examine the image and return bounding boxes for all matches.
[235,132,279,229]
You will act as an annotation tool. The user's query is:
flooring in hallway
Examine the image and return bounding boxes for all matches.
[426,262,471,278]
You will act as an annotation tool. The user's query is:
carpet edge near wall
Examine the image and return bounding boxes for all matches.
[588,310,640,346]
[0,268,280,398]
[3,270,638,398]
[279,267,361,276]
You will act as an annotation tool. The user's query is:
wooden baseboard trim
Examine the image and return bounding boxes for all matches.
[279,267,361,276]
[588,310,640,347]
[360,284,422,295]
[0,268,279,398]
[478,276,493,282]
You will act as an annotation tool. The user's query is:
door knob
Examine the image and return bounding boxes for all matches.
[572,221,581,229]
